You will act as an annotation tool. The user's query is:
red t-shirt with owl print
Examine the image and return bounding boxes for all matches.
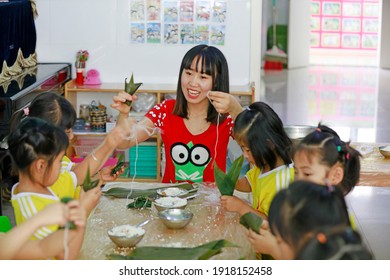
[145,99,234,183]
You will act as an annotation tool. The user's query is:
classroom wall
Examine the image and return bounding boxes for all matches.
[35,0,252,86]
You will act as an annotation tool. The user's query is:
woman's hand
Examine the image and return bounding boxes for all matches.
[79,182,103,215]
[110,91,138,115]
[208,91,243,119]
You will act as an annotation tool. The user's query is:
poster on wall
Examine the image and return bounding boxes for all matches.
[310,0,380,50]
[130,0,227,45]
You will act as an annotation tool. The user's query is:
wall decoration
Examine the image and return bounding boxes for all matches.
[129,0,227,45]
[310,0,379,50]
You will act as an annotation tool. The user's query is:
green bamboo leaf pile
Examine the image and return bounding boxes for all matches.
[239,212,263,234]
[106,239,238,260]
[214,155,244,196]
[124,73,142,106]
[126,197,152,209]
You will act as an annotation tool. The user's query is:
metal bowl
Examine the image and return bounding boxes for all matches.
[107,225,145,248]
[158,208,193,229]
[284,125,316,140]
[379,146,390,159]
[153,197,187,212]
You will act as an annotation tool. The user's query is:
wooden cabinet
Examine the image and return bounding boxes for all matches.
[64,80,254,182]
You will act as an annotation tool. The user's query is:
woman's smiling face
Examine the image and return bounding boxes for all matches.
[181,57,213,105]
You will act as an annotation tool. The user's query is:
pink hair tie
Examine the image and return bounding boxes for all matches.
[23,107,30,116]
[315,128,321,132]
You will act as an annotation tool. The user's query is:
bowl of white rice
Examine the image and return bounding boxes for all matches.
[153,196,187,212]
[107,225,145,247]
[157,187,189,197]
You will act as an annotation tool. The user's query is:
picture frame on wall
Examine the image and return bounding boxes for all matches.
[322,2,341,16]
[342,2,362,17]
[322,17,340,32]
[321,33,340,48]
[342,34,360,48]
[342,18,361,33]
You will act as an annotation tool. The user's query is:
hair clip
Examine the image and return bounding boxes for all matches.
[316,232,327,244]
[23,107,30,116]
[246,106,251,111]
[337,145,342,152]
[345,153,350,160]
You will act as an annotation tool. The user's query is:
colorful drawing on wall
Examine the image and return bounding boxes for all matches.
[164,1,178,22]
[311,1,320,15]
[195,1,211,22]
[363,2,379,17]
[321,33,340,48]
[147,0,161,21]
[342,2,361,17]
[194,24,209,44]
[180,24,195,44]
[342,34,360,48]
[130,0,226,45]
[212,0,227,23]
[363,19,379,33]
[322,2,341,16]
[342,18,361,33]
[180,0,194,22]
[164,23,179,44]
[322,18,340,32]
[362,34,378,49]
[210,25,225,46]
[147,23,161,43]
[311,17,320,31]
[310,32,320,47]
[131,0,145,21]
[131,23,145,43]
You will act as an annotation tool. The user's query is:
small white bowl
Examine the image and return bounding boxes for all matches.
[157,187,189,197]
[379,146,390,159]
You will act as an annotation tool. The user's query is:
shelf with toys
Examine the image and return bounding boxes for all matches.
[64,79,254,182]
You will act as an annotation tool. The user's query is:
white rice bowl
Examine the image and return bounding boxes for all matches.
[154,197,187,208]
[108,224,145,237]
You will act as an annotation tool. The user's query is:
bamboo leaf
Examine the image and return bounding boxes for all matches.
[214,155,244,196]
[106,239,239,260]
[82,166,99,192]
[111,154,125,176]
[124,73,143,106]
[239,212,263,234]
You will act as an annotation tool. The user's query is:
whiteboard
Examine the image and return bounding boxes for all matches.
[35,0,251,86]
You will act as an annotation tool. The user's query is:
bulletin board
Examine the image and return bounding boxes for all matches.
[114,0,251,85]
[310,0,380,50]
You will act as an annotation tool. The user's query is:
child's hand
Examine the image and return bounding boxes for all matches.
[247,220,280,259]
[220,195,249,214]
[79,182,103,215]
[66,200,87,227]
[98,164,125,182]
[111,91,138,115]
[36,202,70,227]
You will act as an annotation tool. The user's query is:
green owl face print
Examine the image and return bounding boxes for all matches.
[170,141,211,182]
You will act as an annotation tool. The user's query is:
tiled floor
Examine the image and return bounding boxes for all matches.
[1,65,389,259]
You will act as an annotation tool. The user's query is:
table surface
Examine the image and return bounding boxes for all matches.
[352,142,390,187]
[78,182,255,260]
